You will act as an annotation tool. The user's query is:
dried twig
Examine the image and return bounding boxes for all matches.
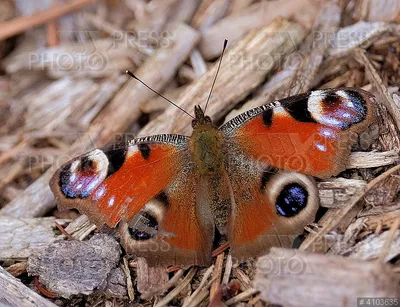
[378,217,400,262]
[154,267,198,307]
[122,257,135,301]
[141,269,185,299]
[221,253,233,285]
[225,288,258,306]
[355,49,400,130]
[0,0,96,41]
[209,253,224,302]
[183,265,214,307]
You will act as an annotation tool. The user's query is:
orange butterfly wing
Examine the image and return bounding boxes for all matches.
[51,135,187,227]
[222,88,374,178]
[120,169,214,265]
[50,134,215,265]
[222,88,374,258]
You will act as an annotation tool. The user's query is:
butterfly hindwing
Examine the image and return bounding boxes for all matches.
[221,88,374,178]
[224,147,319,260]
[119,167,214,266]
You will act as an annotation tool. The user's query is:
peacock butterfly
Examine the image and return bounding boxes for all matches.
[49,42,375,266]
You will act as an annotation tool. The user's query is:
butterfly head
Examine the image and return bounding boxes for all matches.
[192,105,212,128]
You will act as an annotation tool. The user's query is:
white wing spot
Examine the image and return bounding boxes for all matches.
[69,173,77,183]
[342,112,351,119]
[319,128,336,139]
[337,90,355,108]
[108,196,115,208]
[315,143,327,152]
[308,91,326,117]
[94,185,107,200]
[127,145,139,158]
[273,106,288,116]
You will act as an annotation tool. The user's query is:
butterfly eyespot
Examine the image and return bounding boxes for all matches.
[275,183,308,217]
[128,212,159,241]
[80,157,95,171]
[59,149,109,199]
[155,191,169,208]
[308,89,368,129]
[260,166,279,190]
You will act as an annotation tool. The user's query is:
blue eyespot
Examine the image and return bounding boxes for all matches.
[276,183,308,217]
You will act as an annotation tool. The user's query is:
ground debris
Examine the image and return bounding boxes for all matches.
[27,234,121,299]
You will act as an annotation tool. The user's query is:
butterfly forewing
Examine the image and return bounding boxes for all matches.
[221,88,374,178]
[50,135,189,228]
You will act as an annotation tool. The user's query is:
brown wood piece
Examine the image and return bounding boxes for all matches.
[0,0,97,41]
[0,266,57,307]
[46,20,59,47]
[199,0,313,60]
[255,248,400,307]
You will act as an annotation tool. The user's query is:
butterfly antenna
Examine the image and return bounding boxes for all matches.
[125,70,194,119]
[204,39,228,113]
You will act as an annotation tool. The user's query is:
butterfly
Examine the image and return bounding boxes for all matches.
[50,81,374,266]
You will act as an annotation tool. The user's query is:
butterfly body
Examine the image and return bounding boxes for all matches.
[190,107,225,175]
[50,88,374,265]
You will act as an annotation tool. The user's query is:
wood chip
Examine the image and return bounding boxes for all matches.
[141,19,306,137]
[286,1,341,96]
[301,164,400,253]
[5,261,28,277]
[199,0,312,59]
[349,229,400,262]
[183,265,214,307]
[354,0,400,22]
[255,248,400,307]
[191,0,229,31]
[136,257,169,294]
[221,253,232,285]
[355,48,400,130]
[0,266,57,307]
[123,256,135,301]
[329,21,389,57]
[232,267,252,291]
[141,268,185,299]
[347,150,400,168]
[0,216,67,260]
[225,288,258,306]
[27,234,121,298]
[0,0,96,41]
[210,253,224,302]
[224,1,340,119]
[318,178,367,208]
[63,214,96,241]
